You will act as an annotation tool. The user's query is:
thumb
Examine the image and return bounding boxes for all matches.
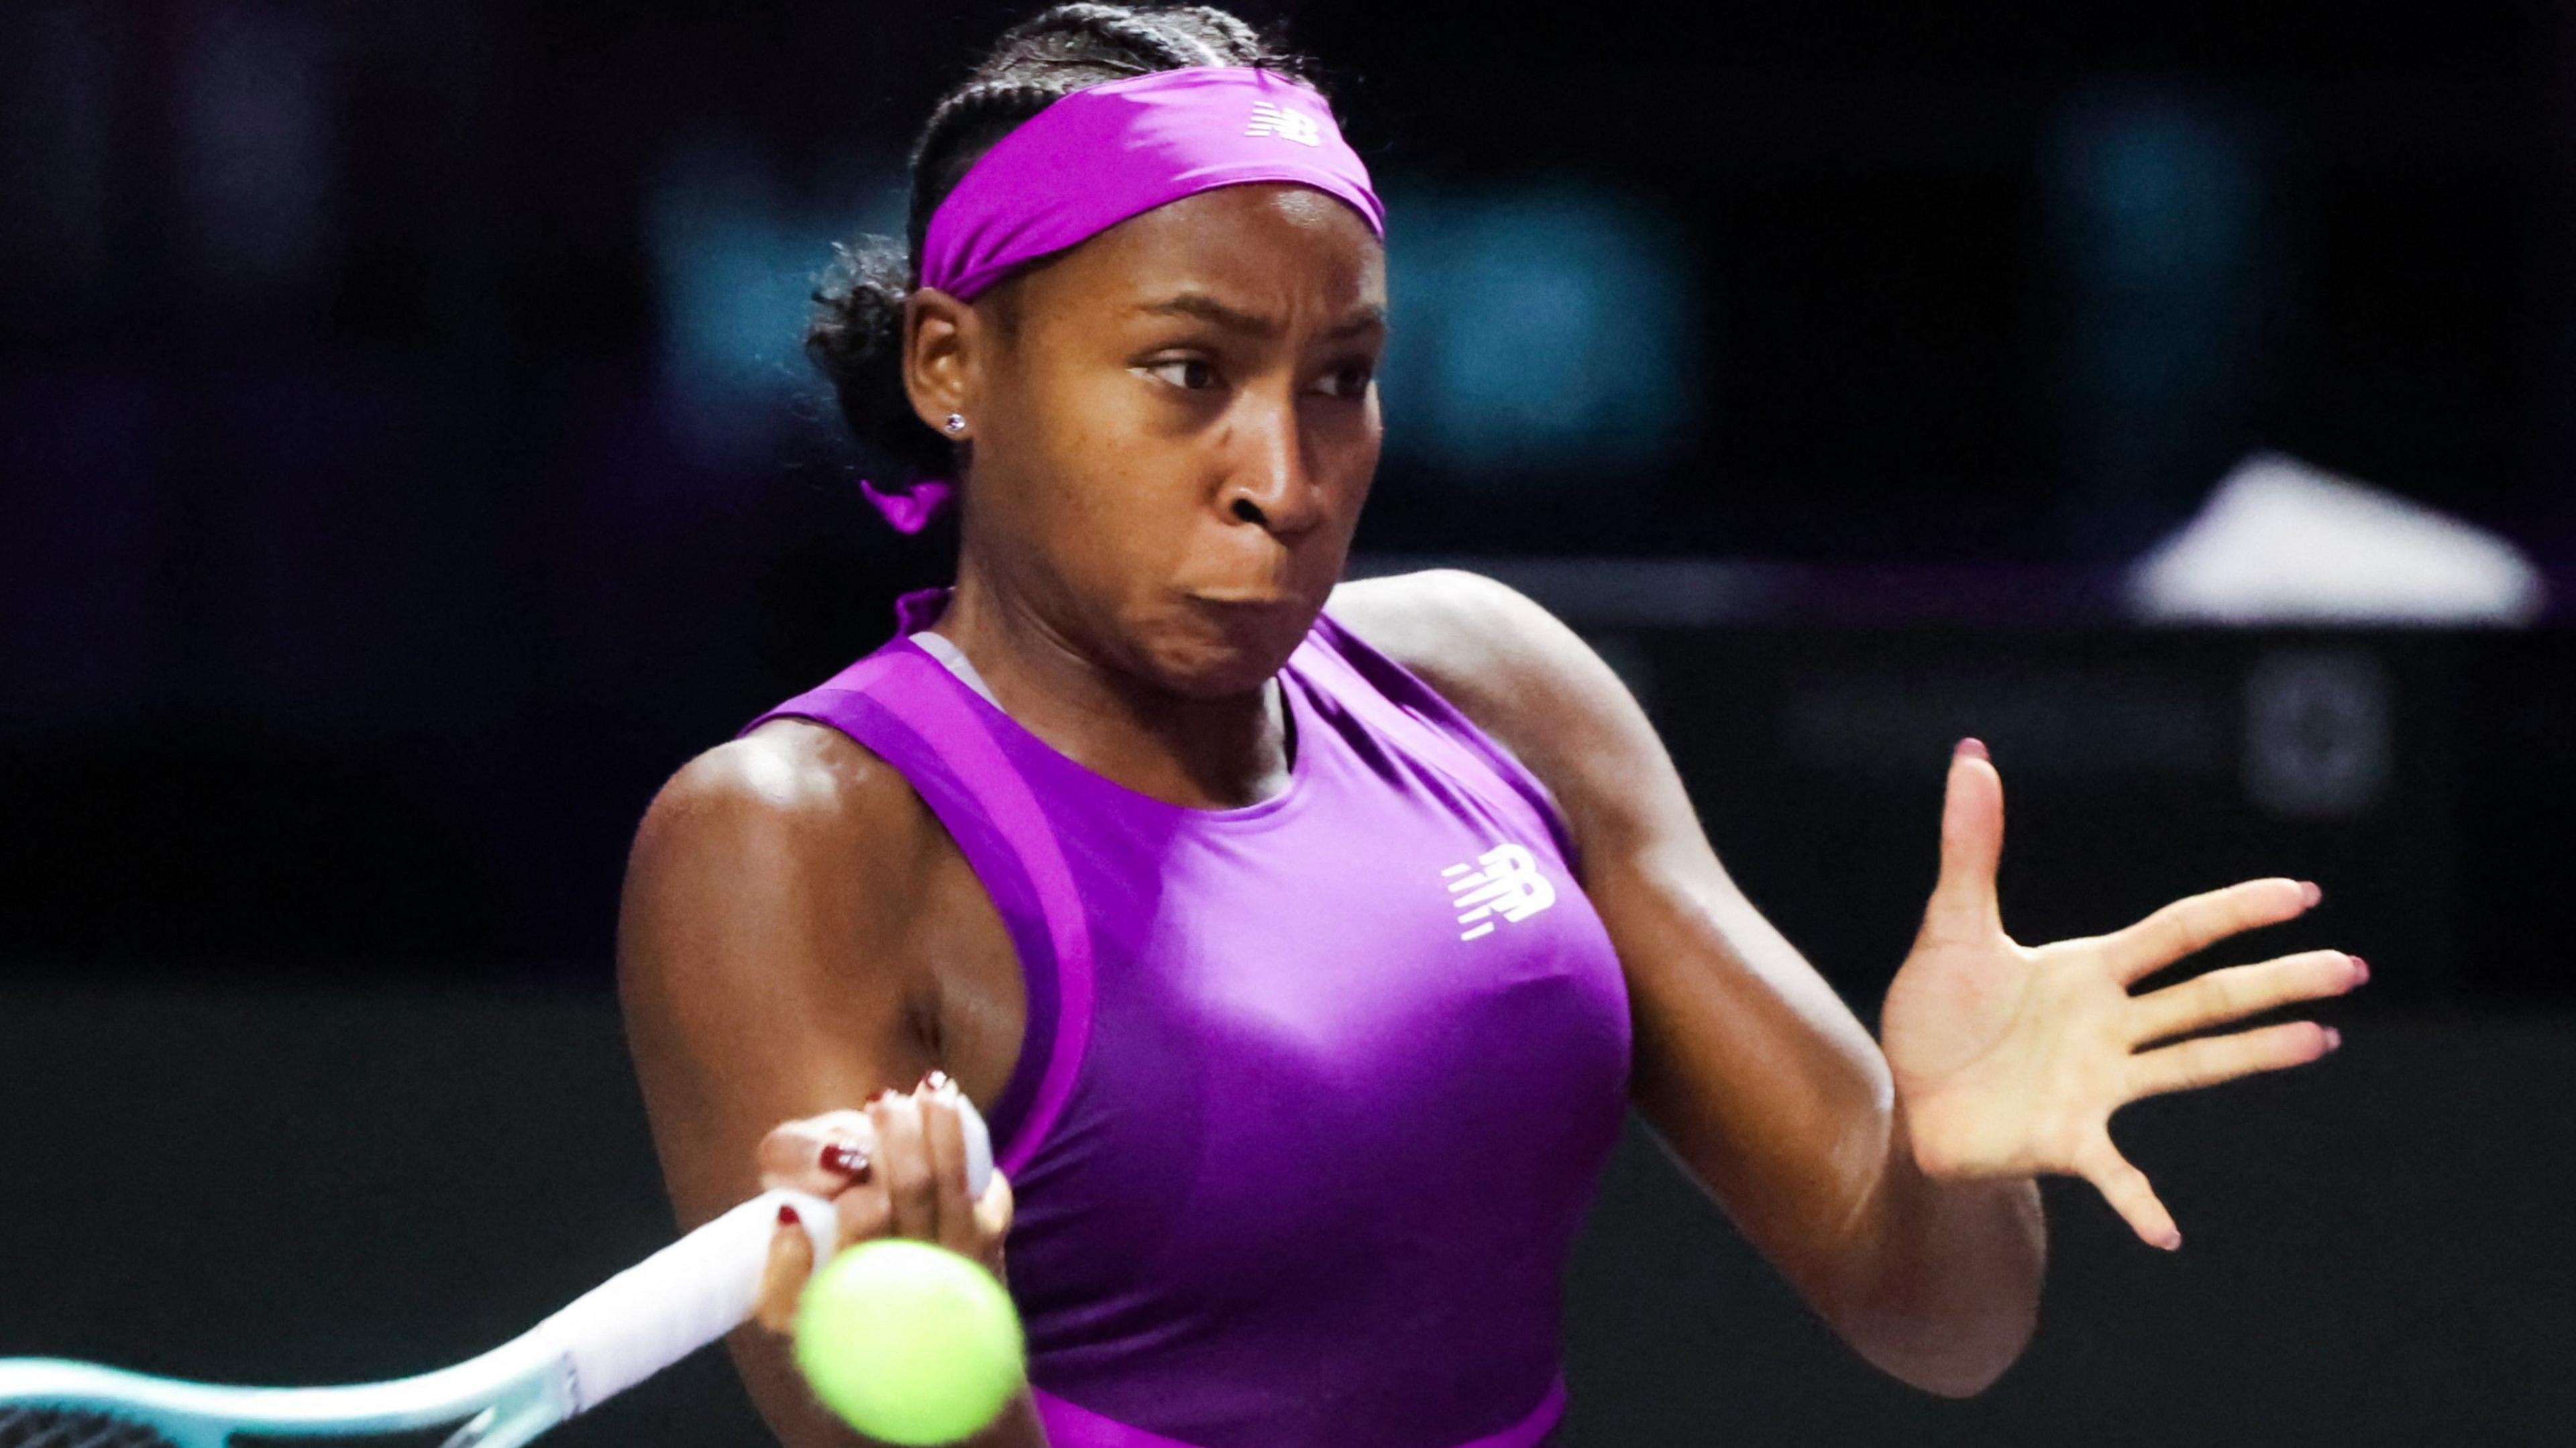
[754,1205,818,1335]
[1926,738,2004,939]
[2080,1127,2182,1251]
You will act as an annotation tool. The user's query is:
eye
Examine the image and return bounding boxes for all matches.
[1313,361,1376,399]
[1144,357,1218,390]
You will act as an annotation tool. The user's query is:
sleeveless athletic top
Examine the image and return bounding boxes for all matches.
[737,588,1633,1448]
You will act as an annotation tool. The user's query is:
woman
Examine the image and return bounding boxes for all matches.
[616,6,2364,1445]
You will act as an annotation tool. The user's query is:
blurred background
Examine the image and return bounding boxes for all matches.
[2,1,2571,1443]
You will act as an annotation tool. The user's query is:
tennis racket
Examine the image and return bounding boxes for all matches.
[0,1101,993,1448]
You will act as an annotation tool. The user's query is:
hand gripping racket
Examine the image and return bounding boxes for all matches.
[0,1101,992,1448]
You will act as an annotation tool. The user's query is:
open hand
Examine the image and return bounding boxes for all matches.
[1880,740,2365,1249]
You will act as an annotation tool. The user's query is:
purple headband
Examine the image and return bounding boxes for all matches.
[859,66,1385,533]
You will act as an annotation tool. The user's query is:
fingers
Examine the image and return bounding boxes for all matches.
[2128,950,2366,1046]
[973,1166,1016,1243]
[2126,1019,2340,1103]
[826,1142,898,1250]
[2078,1129,2181,1251]
[1923,739,2005,943]
[757,1109,876,1195]
[750,1072,1016,1339]
[870,1083,937,1241]
[918,1078,981,1258]
[2101,877,2320,986]
[961,1166,1016,1283]
[862,1076,1012,1279]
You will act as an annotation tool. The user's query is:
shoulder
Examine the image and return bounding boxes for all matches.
[619,718,948,979]
[1326,569,1671,856]
[1324,568,1611,748]
[632,718,923,869]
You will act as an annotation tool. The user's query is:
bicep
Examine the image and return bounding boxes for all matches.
[615,738,934,1447]
[616,742,927,1229]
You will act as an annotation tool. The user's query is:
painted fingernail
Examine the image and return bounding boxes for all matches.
[1954,737,1989,761]
[2323,1025,2343,1052]
[2350,956,2369,985]
[868,1087,902,1107]
[819,1142,872,1178]
[777,1203,802,1228]
[2300,881,2322,907]
[918,1069,953,1093]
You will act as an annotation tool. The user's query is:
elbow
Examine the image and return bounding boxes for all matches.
[1832,1270,2041,1399]
[1832,1171,2047,1398]
[1846,1313,2035,1399]
[1893,1339,2027,1400]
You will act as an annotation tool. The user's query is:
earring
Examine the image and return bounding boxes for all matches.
[943,413,966,435]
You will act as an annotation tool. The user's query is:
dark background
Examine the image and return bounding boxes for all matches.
[2,1,2571,1443]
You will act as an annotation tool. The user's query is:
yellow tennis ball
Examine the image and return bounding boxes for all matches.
[792,1239,1026,1446]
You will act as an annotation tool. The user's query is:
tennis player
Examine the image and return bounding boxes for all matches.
[616,7,2366,1445]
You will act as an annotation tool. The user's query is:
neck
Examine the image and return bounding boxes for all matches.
[933,560,1294,811]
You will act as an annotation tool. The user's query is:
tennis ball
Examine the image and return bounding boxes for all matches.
[793,1239,1026,1446]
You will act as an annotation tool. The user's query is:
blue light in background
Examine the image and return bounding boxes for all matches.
[646,132,904,463]
[647,158,1701,482]
[1382,180,1701,488]
[2045,85,2272,556]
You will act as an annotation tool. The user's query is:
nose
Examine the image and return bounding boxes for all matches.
[1216,394,1324,538]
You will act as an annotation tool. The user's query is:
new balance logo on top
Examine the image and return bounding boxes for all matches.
[1244,101,1324,147]
[1442,844,1558,941]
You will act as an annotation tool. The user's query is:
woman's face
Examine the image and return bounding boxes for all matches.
[924,182,1387,698]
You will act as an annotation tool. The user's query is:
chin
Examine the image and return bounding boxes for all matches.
[1140,595,1322,698]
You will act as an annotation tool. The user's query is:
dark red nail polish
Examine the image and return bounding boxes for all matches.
[918,1068,952,1093]
[820,1142,871,1178]
[1955,737,1989,762]
[868,1087,901,1107]
[777,1203,802,1228]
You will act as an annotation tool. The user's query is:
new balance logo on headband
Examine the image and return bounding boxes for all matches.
[1245,100,1324,147]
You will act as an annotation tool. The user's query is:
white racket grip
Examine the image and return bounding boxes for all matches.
[539,1097,993,1416]
[537,1188,833,1413]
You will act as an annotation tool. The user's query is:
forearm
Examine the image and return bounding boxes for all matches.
[1611,853,2043,1394]
[1829,1099,2045,1398]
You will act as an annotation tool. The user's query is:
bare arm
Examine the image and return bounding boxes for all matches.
[617,722,1048,1446]
[1330,569,2044,1394]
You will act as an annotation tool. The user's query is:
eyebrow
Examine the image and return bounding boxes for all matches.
[1136,292,1389,341]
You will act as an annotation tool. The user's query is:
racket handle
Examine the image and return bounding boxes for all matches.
[542,1095,992,1414]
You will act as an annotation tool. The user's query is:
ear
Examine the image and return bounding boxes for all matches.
[902,287,980,435]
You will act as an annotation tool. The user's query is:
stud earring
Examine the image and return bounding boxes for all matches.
[943,413,966,435]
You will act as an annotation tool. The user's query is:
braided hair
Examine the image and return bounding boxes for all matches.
[806,4,1328,488]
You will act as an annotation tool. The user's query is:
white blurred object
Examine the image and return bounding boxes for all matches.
[2125,451,2548,626]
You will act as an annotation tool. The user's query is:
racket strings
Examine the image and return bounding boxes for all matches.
[234,1422,455,1432]
[0,1406,179,1448]
[0,1410,468,1448]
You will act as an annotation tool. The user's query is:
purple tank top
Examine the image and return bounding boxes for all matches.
[738,588,1633,1448]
